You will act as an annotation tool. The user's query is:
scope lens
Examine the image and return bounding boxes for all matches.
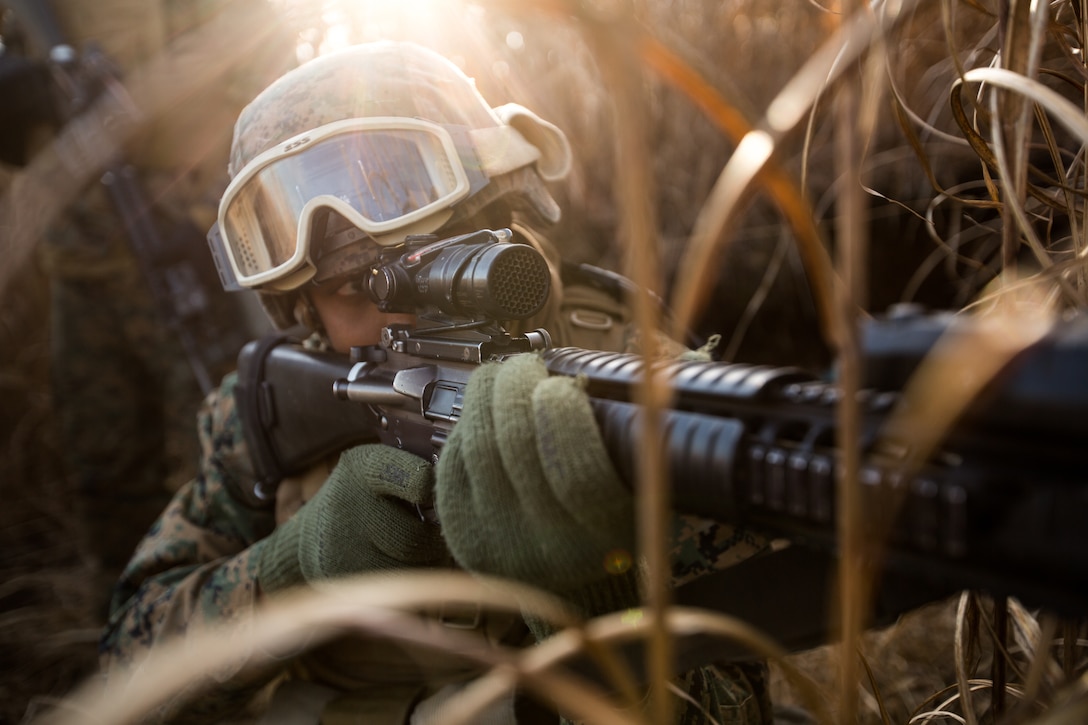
[457,243,550,320]
[368,236,552,319]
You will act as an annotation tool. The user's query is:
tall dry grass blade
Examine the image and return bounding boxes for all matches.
[905,181,1002,305]
[910,679,1033,723]
[32,572,658,725]
[521,620,645,714]
[635,26,839,352]
[955,592,982,725]
[992,598,1009,719]
[1032,105,1083,268]
[910,709,969,723]
[946,63,1060,225]
[520,606,835,725]
[987,98,1083,306]
[994,0,1046,283]
[974,596,1027,689]
[720,227,793,361]
[424,666,522,725]
[854,287,1055,682]
[875,277,1054,476]
[883,2,985,149]
[572,9,675,721]
[840,18,896,719]
[666,0,921,358]
[664,682,726,725]
[830,11,877,721]
[431,602,841,725]
[858,647,894,725]
[909,681,974,723]
[957,72,1088,190]
[954,66,1088,302]
[1061,621,1081,679]
[889,93,971,201]
[1010,601,1063,707]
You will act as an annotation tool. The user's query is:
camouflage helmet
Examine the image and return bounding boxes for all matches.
[226,41,571,329]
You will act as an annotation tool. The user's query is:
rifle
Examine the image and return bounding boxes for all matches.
[5,0,251,393]
[234,228,1088,661]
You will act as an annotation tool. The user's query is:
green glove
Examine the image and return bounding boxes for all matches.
[258,444,448,593]
[435,353,640,619]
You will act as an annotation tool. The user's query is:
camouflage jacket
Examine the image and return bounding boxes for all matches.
[101,372,278,721]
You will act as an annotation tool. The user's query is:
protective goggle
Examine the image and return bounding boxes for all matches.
[209,116,545,292]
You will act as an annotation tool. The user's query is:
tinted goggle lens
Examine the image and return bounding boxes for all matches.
[219,122,470,288]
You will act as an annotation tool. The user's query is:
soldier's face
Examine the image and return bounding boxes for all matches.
[307,277,414,352]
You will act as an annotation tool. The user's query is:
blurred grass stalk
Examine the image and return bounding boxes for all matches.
[576,5,677,722]
[37,573,837,725]
[656,0,909,716]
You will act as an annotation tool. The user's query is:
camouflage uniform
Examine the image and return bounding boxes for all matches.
[102,41,775,724]
[102,279,775,724]
[35,0,293,593]
[102,371,277,722]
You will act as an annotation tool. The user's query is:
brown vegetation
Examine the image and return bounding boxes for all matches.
[3,0,1087,723]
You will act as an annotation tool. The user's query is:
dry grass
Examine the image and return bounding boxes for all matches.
[3,0,1088,723]
[0,265,101,724]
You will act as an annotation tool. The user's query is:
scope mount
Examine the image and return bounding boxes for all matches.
[368,323,550,365]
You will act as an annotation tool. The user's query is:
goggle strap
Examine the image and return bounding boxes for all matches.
[470,125,542,178]
[206,222,244,292]
[492,104,573,181]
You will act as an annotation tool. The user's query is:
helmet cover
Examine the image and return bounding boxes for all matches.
[230,41,570,329]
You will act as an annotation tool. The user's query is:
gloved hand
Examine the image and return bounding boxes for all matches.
[258,444,449,593]
[435,353,640,620]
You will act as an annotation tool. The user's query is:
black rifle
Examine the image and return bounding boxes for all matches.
[6,0,250,393]
[235,228,1088,662]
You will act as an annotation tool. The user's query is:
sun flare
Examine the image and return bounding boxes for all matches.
[275,0,491,61]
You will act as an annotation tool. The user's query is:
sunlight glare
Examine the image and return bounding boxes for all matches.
[277,0,478,57]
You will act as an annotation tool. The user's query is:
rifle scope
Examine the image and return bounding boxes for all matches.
[366,229,551,321]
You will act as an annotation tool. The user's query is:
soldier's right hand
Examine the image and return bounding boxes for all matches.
[256,444,450,593]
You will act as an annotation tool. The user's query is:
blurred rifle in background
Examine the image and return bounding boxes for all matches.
[230,228,1088,667]
[2,0,249,392]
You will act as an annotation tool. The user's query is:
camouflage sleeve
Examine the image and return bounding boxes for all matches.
[666,515,775,725]
[100,372,279,720]
[669,514,770,588]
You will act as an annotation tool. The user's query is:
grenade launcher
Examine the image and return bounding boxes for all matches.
[235,228,1088,661]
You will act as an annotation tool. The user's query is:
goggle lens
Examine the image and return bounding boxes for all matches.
[219,121,471,286]
[285,131,460,222]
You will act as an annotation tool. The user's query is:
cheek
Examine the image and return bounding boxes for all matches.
[323,300,382,350]
[318,295,415,352]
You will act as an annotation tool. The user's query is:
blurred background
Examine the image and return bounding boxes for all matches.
[2,0,1083,722]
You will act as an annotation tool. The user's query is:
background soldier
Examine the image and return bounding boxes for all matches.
[2,0,296,607]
